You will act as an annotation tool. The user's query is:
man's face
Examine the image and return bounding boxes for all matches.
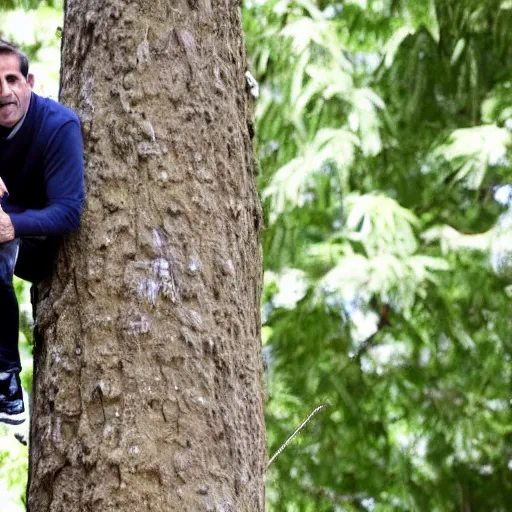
[0,54,34,128]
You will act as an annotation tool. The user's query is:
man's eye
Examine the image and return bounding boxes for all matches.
[6,76,18,83]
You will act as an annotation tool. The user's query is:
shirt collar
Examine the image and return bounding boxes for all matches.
[5,94,32,140]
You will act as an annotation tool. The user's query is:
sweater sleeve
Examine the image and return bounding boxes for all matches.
[9,120,85,237]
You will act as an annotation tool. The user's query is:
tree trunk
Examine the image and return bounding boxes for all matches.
[27,0,265,510]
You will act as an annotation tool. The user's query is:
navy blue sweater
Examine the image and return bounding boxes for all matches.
[0,93,85,237]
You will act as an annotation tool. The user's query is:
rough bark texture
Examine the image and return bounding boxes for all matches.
[27,0,265,510]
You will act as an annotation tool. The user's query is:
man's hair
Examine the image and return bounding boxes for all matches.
[0,39,29,78]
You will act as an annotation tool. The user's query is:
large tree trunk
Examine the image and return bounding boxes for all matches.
[27,0,265,510]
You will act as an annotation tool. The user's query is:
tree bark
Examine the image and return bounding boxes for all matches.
[27,0,265,510]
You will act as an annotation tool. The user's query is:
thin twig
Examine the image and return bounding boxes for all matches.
[267,403,329,469]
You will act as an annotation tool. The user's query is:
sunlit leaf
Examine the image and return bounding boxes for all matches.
[434,125,512,189]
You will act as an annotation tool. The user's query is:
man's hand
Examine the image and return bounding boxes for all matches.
[0,205,14,242]
[0,178,7,198]
[0,179,14,242]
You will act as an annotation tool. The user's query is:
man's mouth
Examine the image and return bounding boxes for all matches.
[0,102,15,109]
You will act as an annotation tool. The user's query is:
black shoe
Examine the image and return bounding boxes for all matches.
[14,432,27,446]
[0,372,25,425]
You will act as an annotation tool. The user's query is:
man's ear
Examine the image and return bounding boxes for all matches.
[27,74,35,89]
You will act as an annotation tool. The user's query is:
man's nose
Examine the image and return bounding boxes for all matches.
[0,79,12,97]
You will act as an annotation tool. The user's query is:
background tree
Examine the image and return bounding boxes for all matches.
[244,0,512,509]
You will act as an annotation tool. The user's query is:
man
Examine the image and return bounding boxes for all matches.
[0,39,85,425]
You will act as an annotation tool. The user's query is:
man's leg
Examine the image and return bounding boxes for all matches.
[14,237,60,283]
[0,239,25,425]
[0,239,21,371]
[0,237,60,428]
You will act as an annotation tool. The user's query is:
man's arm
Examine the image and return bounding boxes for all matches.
[7,120,85,238]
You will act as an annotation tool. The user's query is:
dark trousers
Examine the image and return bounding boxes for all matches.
[0,237,58,372]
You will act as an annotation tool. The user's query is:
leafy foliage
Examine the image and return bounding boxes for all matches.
[0,0,60,11]
[0,0,62,93]
[244,0,512,509]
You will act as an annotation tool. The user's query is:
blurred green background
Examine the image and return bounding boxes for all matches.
[3,0,512,510]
